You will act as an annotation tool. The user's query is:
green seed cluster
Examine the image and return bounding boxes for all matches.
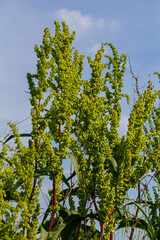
[0,124,40,239]
[1,21,160,238]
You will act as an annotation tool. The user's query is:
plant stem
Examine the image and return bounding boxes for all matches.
[48,124,61,231]
[48,177,56,231]
[76,223,81,240]
[129,181,142,240]
[99,223,105,240]
[27,137,39,240]
[29,139,38,202]
[99,205,115,240]
[108,205,115,219]
[110,230,114,240]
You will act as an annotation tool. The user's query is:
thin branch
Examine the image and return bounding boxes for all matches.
[76,223,81,240]
[63,183,75,205]
[128,57,139,96]
[0,117,31,144]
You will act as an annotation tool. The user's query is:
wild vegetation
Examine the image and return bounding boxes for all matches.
[0,22,160,239]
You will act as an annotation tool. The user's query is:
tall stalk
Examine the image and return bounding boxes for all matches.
[99,205,115,239]
[48,124,61,231]
[48,177,56,231]
[29,139,38,202]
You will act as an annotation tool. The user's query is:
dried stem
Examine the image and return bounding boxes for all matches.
[63,183,74,206]
[128,57,139,96]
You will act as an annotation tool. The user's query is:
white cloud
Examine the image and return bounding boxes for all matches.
[89,42,102,54]
[55,8,105,33]
[118,115,129,136]
[88,42,112,54]
[54,9,120,35]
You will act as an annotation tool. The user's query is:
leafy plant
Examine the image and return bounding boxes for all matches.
[0,21,160,240]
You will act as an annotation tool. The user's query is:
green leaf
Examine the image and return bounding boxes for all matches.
[39,207,99,240]
[3,133,31,144]
[61,215,83,239]
[41,200,52,224]
[62,174,70,188]
[40,210,84,240]
[59,207,98,239]
[112,206,124,220]
[66,171,76,182]
[123,198,156,239]
[40,189,50,206]
[117,218,152,238]
[4,178,23,201]
[110,155,118,172]
[67,153,79,182]
[40,219,65,240]
[36,166,50,176]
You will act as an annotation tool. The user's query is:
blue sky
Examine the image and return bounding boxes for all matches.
[1,0,160,135]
